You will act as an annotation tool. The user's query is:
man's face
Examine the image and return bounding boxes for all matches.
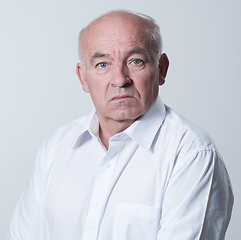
[77,15,166,125]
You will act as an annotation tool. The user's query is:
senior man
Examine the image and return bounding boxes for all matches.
[8,10,233,240]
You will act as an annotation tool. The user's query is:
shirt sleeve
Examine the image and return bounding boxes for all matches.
[157,150,234,240]
[7,143,46,240]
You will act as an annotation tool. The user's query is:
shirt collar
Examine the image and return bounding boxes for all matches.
[124,97,166,151]
[73,97,166,151]
[72,109,98,148]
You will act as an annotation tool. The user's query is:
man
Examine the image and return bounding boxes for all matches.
[8,10,233,240]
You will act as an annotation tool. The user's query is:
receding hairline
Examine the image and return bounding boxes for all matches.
[78,10,163,66]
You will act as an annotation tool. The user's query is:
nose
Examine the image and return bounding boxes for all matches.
[110,65,132,88]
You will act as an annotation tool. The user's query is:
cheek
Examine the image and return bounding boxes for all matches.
[133,71,159,95]
[85,74,109,102]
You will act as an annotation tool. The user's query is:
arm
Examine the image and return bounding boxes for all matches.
[7,144,46,240]
[158,150,233,240]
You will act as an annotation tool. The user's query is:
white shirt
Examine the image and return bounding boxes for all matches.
[8,98,233,240]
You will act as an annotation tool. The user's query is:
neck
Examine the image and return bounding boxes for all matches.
[98,118,135,150]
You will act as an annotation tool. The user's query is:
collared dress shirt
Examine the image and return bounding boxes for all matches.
[8,98,233,240]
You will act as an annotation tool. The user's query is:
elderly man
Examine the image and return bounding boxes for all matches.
[8,10,233,240]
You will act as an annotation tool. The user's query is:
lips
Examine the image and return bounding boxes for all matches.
[110,95,133,101]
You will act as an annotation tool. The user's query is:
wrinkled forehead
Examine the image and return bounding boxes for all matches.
[80,14,149,57]
[86,12,147,37]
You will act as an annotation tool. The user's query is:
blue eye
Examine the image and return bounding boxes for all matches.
[98,62,107,68]
[132,59,143,65]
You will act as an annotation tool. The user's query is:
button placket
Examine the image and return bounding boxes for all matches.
[82,139,124,240]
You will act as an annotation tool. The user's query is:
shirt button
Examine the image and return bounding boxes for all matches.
[105,163,111,168]
[94,200,100,206]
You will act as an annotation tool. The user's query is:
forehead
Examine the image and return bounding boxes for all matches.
[81,15,148,58]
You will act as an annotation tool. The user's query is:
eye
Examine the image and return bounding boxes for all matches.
[97,62,107,69]
[129,58,145,69]
[132,59,143,65]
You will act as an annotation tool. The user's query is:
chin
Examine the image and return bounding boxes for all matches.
[111,109,144,122]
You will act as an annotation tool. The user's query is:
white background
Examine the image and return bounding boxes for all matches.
[1,0,240,239]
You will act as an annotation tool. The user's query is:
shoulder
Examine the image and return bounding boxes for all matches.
[34,115,90,170]
[41,115,89,152]
[163,105,217,154]
[160,106,228,179]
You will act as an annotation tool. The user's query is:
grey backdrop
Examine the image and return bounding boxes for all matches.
[1,0,240,239]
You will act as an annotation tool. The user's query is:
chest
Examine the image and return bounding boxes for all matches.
[40,137,176,239]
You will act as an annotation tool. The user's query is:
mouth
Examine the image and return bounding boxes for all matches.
[110,95,134,101]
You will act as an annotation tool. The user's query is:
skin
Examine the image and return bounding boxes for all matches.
[76,12,169,149]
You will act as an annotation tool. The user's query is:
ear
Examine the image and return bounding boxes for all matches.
[76,63,90,93]
[158,53,169,86]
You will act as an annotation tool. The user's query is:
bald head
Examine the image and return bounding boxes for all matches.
[76,10,169,135]
[78,10,163,67]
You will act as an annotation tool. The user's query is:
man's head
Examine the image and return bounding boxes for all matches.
[76,10,169,129]
[78,11,163,68]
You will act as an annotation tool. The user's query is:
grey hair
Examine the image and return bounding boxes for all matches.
[78,28,86,68]
[133,11,163,63]
[78,10,163,68]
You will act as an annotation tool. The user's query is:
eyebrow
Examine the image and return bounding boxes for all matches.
[127,47,147,56]
[90,47,151,65]
[125,47,151,62]
[90,52,112,65]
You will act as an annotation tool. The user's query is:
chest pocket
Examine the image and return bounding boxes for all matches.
[113,202,161,240]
